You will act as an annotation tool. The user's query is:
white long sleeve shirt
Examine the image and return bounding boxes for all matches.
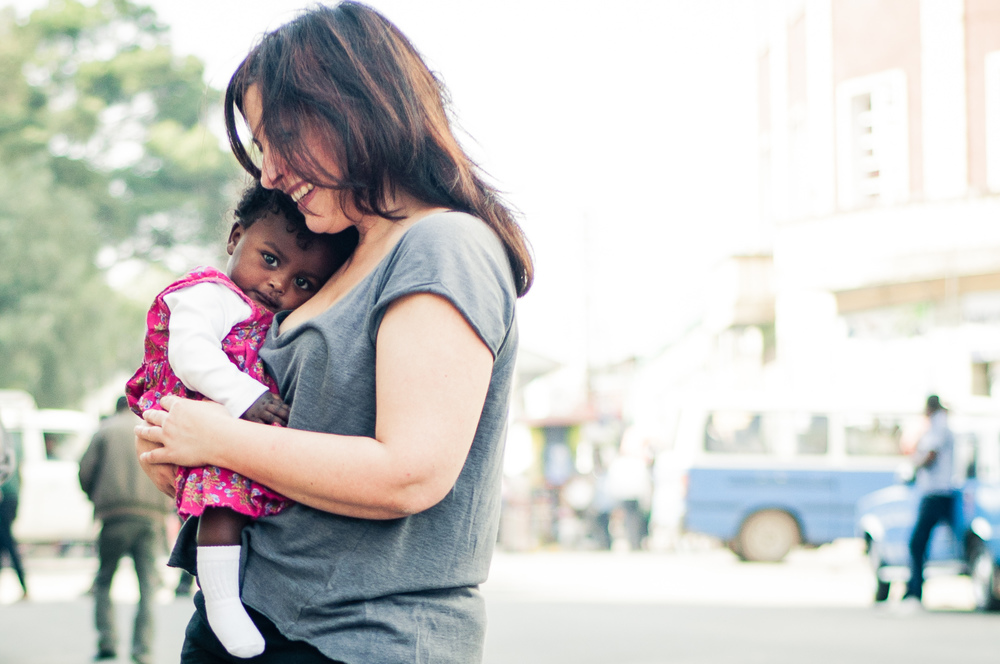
[163,282,269,418]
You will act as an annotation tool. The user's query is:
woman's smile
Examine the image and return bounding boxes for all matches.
[293,183,319,214]
[289,181,314,204]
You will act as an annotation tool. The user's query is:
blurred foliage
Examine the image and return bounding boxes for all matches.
[0,0,242,407]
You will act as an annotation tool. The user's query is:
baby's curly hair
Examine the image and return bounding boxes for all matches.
[233,181,358,259]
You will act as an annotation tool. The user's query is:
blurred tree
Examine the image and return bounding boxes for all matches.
[0,0,240,407]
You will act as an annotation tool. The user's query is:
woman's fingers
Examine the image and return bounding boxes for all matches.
[139,446,162,464]
[135,422,163,444]
[133,396,229,469]
[134,431,177,498]
[142,408,167,426]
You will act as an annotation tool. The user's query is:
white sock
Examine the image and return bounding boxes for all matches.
[197,545,265,658]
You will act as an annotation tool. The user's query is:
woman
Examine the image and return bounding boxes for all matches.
[135,2,532,663]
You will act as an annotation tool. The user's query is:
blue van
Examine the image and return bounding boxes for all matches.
[667,397,919,561]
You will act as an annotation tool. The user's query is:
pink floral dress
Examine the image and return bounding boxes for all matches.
[125,266,292,520]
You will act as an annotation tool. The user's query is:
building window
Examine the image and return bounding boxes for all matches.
[972,361,992,397]
[836,70,909,209]
[985,51,1000,192]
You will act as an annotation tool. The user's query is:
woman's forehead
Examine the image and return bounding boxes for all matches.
[242,84,264,137]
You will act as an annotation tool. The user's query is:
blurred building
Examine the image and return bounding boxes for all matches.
[510,0,1000,549]
[755,0,1000,408]
[624,0,1000,447]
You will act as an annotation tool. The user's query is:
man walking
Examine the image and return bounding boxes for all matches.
[0,417,28,600]
[79,397,173,664]
[902,395,957,608]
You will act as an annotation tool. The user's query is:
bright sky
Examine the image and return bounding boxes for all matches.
[10,0,760,368]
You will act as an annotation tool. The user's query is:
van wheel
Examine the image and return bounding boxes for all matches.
[970,543,1000,611]
[737,510,799,562]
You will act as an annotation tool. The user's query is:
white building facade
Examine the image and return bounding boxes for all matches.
[759,0,1000,408]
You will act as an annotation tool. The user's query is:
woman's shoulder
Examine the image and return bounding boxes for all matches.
[372,210,516,354]
[396,210,505,261]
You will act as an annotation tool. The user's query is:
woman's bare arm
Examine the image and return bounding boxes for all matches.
[136,292,493,519]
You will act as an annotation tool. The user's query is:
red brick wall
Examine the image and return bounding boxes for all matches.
[831,0,923,197]
[965,0,1000,192]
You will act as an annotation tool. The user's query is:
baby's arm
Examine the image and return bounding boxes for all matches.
[164,283,287,425]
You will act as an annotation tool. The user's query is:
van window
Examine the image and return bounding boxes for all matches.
[796,415,829,455]
[43,431,88,461]
[7,430,22,451]
[845,416,905,456]
[705,411,766,454]
[704,411,829,456]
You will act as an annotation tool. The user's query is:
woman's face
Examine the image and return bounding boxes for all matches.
[242,84,356,235]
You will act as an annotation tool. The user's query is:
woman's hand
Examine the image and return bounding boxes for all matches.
[135,395,234,469]
[135,429,176,498]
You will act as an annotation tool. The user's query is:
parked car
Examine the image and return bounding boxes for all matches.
[856,412,1000,610]
[0,390,99,546]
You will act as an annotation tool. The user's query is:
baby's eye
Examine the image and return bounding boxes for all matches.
[262,253,277,266]
[294,277,314,291]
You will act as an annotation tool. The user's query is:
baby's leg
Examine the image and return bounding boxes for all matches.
[196,507,265,658]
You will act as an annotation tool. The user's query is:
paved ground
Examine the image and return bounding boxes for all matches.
[0,539,994,663]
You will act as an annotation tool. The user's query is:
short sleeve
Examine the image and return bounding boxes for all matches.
[368,213,516,358]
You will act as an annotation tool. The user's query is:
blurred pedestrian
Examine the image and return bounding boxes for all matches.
[79,397,174,663]
[902,395,956,609]
[607,428,653,551]
[0,417,28,601]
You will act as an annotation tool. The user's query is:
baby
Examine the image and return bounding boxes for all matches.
[126,182,351,657]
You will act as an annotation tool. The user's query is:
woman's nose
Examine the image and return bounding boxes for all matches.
[259,150,284,189]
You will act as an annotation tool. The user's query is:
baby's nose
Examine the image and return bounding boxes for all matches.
[268,275,287,292]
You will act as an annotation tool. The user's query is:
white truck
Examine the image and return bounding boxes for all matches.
[0,390,99,545]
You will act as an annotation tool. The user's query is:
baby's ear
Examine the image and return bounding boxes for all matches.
[226,222,243,256]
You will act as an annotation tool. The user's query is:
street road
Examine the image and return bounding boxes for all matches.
[1,539,997,663]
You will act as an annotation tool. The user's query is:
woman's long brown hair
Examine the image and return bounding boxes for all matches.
[224,1,533,296]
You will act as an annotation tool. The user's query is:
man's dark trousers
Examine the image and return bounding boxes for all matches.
[905,492,957,600]
[94,515,159,660]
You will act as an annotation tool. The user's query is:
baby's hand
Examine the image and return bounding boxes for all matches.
[241,392,289,427]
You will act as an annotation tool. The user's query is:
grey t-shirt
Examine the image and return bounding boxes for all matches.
[246,211,518,663]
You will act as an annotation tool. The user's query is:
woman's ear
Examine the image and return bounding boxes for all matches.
[226,222,243,256]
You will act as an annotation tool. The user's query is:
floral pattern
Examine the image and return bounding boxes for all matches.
[125,266,292,520]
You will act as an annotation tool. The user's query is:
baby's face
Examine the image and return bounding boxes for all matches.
[226,211,338,312]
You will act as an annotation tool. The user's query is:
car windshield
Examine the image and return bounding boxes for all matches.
[969,430,1000,484]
